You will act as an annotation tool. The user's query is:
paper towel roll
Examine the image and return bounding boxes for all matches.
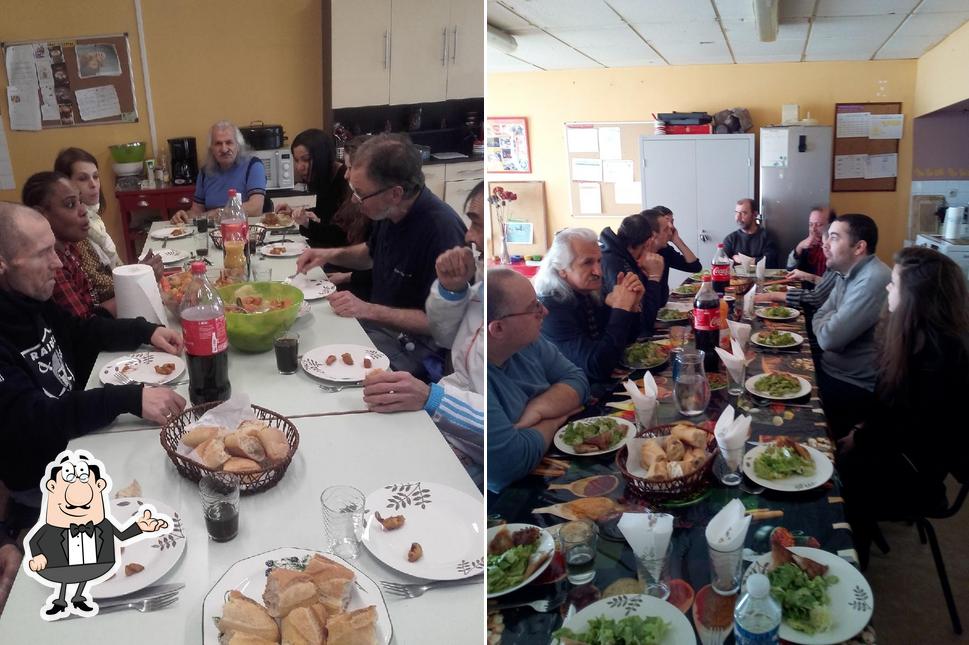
[944,206,964,240]
[113,264,168,325]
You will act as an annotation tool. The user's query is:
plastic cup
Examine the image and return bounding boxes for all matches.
[199,474,240,542]
[320,486,365,559]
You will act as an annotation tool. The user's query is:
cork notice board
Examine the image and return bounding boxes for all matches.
[565,121,654,218]
[832,102,900,192]
[2,33,138,129]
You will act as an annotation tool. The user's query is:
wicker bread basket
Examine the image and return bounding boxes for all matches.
[616,422,716,503]
[209,224,267,250]
[159,401,299,494]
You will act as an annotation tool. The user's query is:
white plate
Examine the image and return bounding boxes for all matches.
[285,275,336,300]
[742,547,874,644]
[257,242,307,258]
[301,344,390,383]
[486,523,554,598]
[745,373,812,400]
[362,481,484,581]
[93,498,186,599]
[151,226,193,240]
[751,331,805,349]
[742,444,834,492]
[755,306,801,321]
[553,416,636,457]
[156,248,189,264]
[202,547,392,645]
[554,594,696,645]
[98,352,186,385]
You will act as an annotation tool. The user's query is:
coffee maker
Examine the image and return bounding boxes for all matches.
[168,137,198,185]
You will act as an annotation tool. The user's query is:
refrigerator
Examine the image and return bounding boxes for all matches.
[758,126,833,265]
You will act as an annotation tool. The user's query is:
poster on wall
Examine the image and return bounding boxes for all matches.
[486,116,531,174]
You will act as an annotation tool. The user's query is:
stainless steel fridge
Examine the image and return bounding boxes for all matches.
[758,126,833,265]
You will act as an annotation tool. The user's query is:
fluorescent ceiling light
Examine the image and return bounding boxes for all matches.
[488,24,518,53]
[753,0,779,42]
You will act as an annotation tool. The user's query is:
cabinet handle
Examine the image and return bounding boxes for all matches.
[383,30,389,69]
[441,28,448,66]
[178,197,191,205]
[699,230,712,243]
[136,199,149,208]
[451,26,457,62]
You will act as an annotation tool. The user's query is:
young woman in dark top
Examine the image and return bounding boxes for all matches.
[839,246,969,567]
[599,210,665,336]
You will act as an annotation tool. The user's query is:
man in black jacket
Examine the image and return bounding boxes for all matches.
[0,203,185,512]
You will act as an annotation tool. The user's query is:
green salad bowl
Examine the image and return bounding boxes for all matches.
[109,141,146,163]
[216,282,303,353]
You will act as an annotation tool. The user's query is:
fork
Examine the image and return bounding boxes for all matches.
[161,235,169,249]
[98,592,179,615]
[380,575,482,598]
[496,596,565,612]
[114,371,133,385]
[318,383,364,393]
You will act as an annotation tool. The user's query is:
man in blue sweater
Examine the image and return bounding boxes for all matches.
[487,269,589,493]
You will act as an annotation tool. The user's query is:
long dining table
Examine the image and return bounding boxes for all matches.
[0,219,484,644]
[487,279,876,644]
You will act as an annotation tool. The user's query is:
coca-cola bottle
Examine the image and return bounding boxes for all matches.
[180,261,231,405]
[711,243,731,295]
[693,275,721,372]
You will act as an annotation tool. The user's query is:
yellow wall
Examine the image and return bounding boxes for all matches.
[915,20,969,117]
[487,61,917,262]
[0,0,322,258]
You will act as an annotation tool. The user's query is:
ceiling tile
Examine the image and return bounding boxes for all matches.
[495,0,621,30]
[895,11,969,36]
[554,26,666,67]
[779,0,820,20]
[487,50,545,72]
[652,40,734,65]
[723,18,809,57]
[816,0,918,17]
[608,0,716,24]
[809,15,904,39]
[508,31,605,69]
[487,1,533,31]
[713,0,754,20]
[917,0,969,13]
[874,34,946,58]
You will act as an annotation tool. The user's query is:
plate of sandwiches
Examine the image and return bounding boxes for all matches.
[301,344,390,383]
[204,547,391,644]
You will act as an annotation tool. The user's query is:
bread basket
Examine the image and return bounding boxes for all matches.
[159,402,299,494]
[615,423,716,503]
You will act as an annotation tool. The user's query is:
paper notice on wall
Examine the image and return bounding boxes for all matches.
[567,126,598,153]
[598,127,622,159]
[868,114,903,139]
[5,44,40,90]
[865,153,898,179]
[39,87,60,121]
[572,157,602,182]
[7,87,42,131]
[578,183,602,214]
[836,112,869,138]
[760,129,789,167]
[0,124,15,190]
[602,159,633,184]
[506,221,533,245]
[614,181,642,205]
[834,154,867,179]
[75,85,121,121]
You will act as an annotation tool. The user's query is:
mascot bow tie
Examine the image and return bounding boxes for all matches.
[69,521,95,538]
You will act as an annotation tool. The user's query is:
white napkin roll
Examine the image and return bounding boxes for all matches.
[756,256,766,281]
[743,285,756,317]
[706,499,751,552]
[726,319,752,349]
[713,405,751,469]
[113,264,168,325]
[619,512,673,560]
[623,373,658,428]
[714,339,747,384]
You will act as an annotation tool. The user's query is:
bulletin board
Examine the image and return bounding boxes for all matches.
[565,121,656,218]
[832,102,901,192]
[488,180,548,257]
[2,33,138,129]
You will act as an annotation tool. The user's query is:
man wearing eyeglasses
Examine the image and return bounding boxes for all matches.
[487,269,589,493]
[296,134,466,377]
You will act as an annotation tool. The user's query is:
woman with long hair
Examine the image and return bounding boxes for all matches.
[839,246,969,566]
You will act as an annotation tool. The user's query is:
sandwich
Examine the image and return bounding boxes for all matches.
[325,606,378,645]
[218,590,279,643]
[263,568,318,619]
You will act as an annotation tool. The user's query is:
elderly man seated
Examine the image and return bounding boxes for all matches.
[534,228,643,384]
[0,203,186,525]
[487,269,589,493]
[171,120,267,222]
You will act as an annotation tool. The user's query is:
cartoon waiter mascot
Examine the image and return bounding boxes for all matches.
[22,449,170,620]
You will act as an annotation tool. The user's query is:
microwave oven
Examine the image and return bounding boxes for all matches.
[252,148,295,190]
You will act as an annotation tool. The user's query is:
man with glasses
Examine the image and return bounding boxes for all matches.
[296,134,466,377]
[487,269,589,493]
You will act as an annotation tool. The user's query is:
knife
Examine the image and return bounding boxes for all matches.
[97,583,185,608]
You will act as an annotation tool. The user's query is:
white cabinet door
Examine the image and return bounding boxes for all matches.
[444,160,483,182]
[390,0,450,104]
[424,164,446,200]
[332,0,392,108]
[444,178,479,226]
[695,136,755,264]
[445,0,484,99]
[642,137,700,278]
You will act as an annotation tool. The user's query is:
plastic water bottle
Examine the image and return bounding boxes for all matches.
[734,573,781,644]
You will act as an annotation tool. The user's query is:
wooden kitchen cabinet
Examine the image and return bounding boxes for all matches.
[332,0,392,108]
[115,184,195,263]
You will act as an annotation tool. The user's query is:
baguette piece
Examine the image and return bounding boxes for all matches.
[218,590,279,643]
[225,430,268,463]
[197,437,231,469]
[252,425,290,464]
[303,554,354,613]
[671,424,709,449]
[223,457,262,474]
[325,606,378,645]
[182,425,221,449]
[263,568,318,619]
[221,634,278,645]
[281,604,327,645]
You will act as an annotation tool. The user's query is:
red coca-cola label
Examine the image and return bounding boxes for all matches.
[711,263,731,281]
[182,317,228,356]
[693,306,721,331]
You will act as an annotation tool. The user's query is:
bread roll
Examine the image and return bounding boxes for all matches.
[182,425,221,449]
[281,604,325,645]
[326,606,378,645]
[304,554,354,612]
[263,568,318,619]
[197,437,230,469]
[225,430,267,463]
[218,590,279,643]
[684,447,708,471]
[223,457,262,474]
[665,437,686,461]
[671,424,709,449]
[639,438,666,468]
[254,426,290,464]
[645,459,669,482]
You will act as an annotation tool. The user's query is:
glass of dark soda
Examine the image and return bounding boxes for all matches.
[274,331,300,374]
[199,473,240,542]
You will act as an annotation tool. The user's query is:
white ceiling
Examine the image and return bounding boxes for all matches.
[488,0,969,72]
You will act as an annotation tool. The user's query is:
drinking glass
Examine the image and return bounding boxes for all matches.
[725,361,746,396]
[274,331,300,375]
[715,445,745,486]
[199,473,240,542]
[560,519,597,585]
[193,231,209,258]
[250,265,272,282]
[673,350,711,416]
[635,523,673,600]
[708,541,745,595]
[320,486,365,559]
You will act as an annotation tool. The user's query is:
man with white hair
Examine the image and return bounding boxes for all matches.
[487,268,589,493]
[171,120,266,222]
[534,228,643,383]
